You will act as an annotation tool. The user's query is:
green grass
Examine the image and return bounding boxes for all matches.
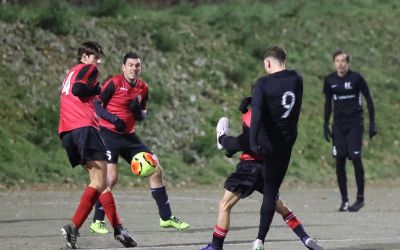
[0,0,399,187]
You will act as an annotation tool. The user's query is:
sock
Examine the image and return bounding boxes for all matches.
[71,186,100,229]
[151,186,172,220]
[99,191,122,228]
[336,158,348,202]
[352,158,365,202]
[211,225,228,249]
[218,134,226,144]
[283,212,309,240]
[93,200,105,222]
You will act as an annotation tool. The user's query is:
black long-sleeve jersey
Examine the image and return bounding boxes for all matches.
[250,70,303,154]
[323,70,375,125]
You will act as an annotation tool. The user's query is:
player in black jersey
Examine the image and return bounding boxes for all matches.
[250,46,303,247]
[323,49,377,212]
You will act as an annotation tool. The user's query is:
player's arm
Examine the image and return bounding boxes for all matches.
[250,81,272,155]
[71,64,101,98]
[128,92,148,122]
[94,81,126,132]
[323,78,333,142]
[360,75,377,138]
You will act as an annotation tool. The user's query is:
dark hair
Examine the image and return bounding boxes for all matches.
[263,45,287,63]
[332,49,351,62]
[123,52,140,64]
[77,41,105,62]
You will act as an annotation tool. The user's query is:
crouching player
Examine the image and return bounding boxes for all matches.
[201,97,323,250]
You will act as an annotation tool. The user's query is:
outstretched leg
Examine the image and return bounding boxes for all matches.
[275,199,323,249]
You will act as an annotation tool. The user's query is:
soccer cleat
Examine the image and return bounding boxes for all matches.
[304,237,324,250]
[90,220,109,234]
[338,201,349,212]
[114,226,137,248]
[216,117,229,150]
[199,243,222,250]
[160,216,190,230]
[348,200,365,212]
[61,224,79,249]
[252,239,264,250]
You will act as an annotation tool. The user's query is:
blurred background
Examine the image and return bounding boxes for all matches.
[0,0,399,189]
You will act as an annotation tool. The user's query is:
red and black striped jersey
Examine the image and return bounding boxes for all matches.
[99,74,148,134]
[58,63,99,134]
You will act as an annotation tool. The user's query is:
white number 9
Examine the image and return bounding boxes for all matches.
[281,91,295,118]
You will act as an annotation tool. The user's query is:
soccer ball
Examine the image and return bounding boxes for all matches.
[130,152,158,177]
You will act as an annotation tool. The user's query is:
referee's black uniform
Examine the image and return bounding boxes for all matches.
[323,70,376,211]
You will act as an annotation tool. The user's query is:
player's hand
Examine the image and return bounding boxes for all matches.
[112,117,126,132]
[369,123,377,139]
[239,96,252,114]
[323,123,331,142]
[128,97,141,113]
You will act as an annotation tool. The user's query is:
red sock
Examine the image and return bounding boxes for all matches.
[283,211,301,229]
[71,186,100,229]
[99,191,122,228]
[213,224,228,238]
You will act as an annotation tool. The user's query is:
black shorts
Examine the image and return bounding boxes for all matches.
[224,160,282,199]
[224,160,264,199]
[100,126,152,164]
[60,126,107,168]
[332,122,363,159]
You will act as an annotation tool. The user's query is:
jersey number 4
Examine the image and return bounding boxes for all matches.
[61,71,74,95]
[281,91,295,118]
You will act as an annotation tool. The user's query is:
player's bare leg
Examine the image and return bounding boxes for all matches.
[201,190,241,250]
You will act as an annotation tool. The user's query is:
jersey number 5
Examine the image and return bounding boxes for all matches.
[281,91,295,118]
[61,71,74,95]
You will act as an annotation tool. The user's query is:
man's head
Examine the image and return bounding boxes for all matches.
[122,52,142,83]
[77,41,104,65]
[263,46,287,74]
[332,49,350,76]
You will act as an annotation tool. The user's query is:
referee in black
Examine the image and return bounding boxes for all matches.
[250,45,303,246]
[323,49,377,212]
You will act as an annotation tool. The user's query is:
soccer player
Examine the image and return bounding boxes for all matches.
[249,46,303,249]
[58,41,136,248]
[323,49,377,212]
[201,98,323,250]
[90,52,189,234]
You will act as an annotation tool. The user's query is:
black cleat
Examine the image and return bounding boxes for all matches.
[114,226,137,248]
[348,200,364,212]
[338,201,349,212]
[61,224,79,249]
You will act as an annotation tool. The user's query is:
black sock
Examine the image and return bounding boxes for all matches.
[336,158,348,202]
[151,186,172,220]
[93,200,105,222]
[211,225,228,249]
[352,158,365,202]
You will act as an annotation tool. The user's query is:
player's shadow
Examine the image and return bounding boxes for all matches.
[0,218,69,224]
[326,242,400,250]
